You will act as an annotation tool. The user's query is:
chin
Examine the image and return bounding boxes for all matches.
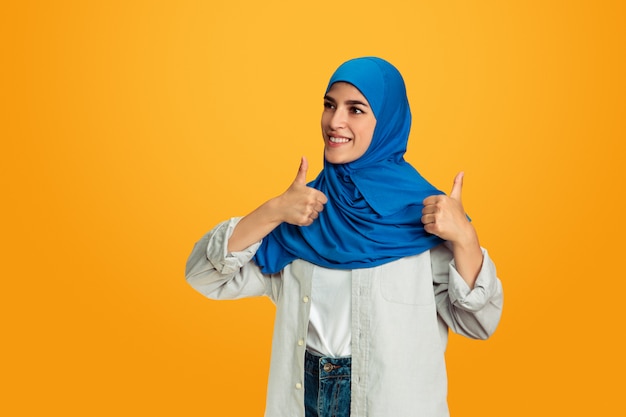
[324,152,348,165]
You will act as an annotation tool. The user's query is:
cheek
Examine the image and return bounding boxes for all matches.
[358,138,373,155]
[357,124,375,154]
[321,109,333,123]
[368,120,377,139]
[360,121,376,143]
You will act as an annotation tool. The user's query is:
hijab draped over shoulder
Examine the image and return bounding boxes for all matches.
[254,57,444,274]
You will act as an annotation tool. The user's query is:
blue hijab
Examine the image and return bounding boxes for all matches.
[254,57,444,274]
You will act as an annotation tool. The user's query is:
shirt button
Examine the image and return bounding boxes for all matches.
[302,296,309,303]
[297,339,304,346]
[295,382,302,390]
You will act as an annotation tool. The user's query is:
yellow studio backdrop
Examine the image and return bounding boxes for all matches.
[1,0,624,415]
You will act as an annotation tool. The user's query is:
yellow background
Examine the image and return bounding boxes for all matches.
[2,0,624,415]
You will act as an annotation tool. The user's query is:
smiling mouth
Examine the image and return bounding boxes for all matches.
[329,136,351,144]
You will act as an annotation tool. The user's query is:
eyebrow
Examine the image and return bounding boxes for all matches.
[323,95,370,107]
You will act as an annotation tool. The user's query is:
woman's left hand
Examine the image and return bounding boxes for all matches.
[421,172,476,246]
[422,172,483,286]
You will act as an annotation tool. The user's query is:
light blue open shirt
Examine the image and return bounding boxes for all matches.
[185,217,503,417]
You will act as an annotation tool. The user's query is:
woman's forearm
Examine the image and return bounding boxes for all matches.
[448,224,483,288]
[227,198,283,253]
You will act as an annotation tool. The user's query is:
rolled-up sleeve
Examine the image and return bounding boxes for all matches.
[185,218,279,301]
[432,244,504,340]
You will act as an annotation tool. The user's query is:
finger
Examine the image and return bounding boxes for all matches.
[450,171,464,201]
[294,156,309,185]
[421,204,438,215]
[421,213,435,225]
[422,214,443,232]
[423,195,442,206]
[423,223,439,236]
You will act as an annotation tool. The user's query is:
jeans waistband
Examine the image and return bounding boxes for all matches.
[305,350,351,379]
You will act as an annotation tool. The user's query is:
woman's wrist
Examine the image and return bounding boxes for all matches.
[449,224,483,287]
[449,223,480,253]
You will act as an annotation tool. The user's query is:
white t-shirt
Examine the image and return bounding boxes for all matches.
[306,267,352,357]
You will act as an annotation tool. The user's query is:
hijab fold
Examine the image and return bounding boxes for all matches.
[254,57,444,274]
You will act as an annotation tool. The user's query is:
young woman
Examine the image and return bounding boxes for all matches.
[185,57,503,417]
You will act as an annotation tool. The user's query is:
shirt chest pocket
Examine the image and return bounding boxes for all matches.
[379,254,435,306]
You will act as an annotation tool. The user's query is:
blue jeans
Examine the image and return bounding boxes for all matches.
[304,350,352,417]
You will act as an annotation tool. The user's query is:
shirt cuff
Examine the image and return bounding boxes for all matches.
[447,248,499,312]
[206,217,262,274]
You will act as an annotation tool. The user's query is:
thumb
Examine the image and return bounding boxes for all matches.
[294,156,308,185]
[450,171,464,201]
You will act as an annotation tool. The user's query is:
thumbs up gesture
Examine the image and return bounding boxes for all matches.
[421,172,475,244]
[275,157,328,226]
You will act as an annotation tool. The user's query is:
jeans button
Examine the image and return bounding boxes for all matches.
[323,363,334,372]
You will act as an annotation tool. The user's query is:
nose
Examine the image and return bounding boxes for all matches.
[329,108,348,130]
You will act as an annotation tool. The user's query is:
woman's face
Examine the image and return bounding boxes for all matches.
[321,82,377,164]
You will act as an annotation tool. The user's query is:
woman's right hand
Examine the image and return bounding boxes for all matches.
[227,157,327,252]
[273,157,328,226]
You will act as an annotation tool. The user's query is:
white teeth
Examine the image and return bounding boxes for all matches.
[329,136,350,143]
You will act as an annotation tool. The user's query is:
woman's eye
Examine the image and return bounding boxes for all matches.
[323,102,335,110]
[351,107,364,114]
